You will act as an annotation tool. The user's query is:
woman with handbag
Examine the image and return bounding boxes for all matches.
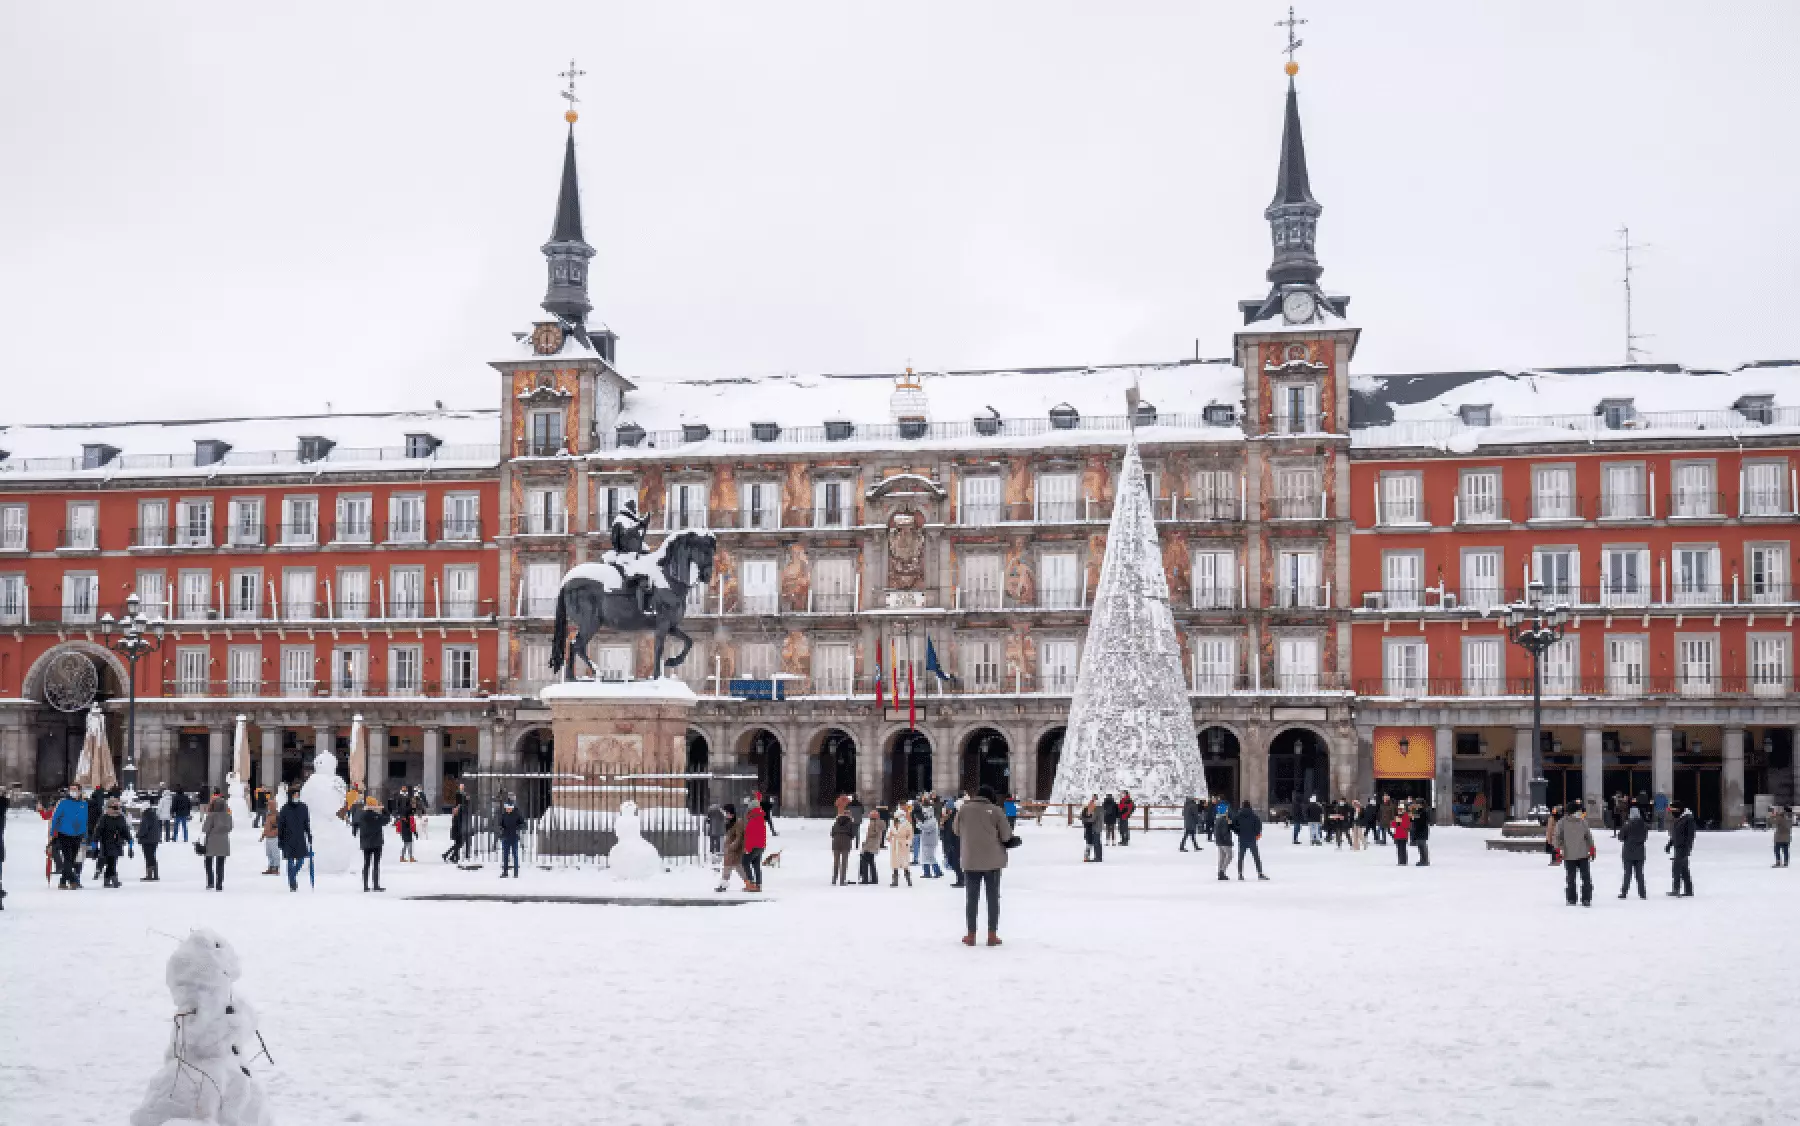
[200,796,233,891]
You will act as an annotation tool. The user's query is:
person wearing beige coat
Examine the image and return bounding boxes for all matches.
[1555,802,1596,907]
[887,804,914,887]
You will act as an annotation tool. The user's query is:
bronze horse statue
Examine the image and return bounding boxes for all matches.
[548,530,717,681]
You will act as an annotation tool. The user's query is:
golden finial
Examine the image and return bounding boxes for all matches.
[1285,60,1299,77]
[559,59,586,125]
[1277,7,1306,75]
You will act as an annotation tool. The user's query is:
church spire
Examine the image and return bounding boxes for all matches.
[541,61,595,324]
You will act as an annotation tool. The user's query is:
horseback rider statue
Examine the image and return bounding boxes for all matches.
[549,517,718,682]
[607,498,652,615]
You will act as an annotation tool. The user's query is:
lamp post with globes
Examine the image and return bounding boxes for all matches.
[1503,579,1571,818]
[99,592,166,794]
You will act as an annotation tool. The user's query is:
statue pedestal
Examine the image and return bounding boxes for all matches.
[538,679,697,781]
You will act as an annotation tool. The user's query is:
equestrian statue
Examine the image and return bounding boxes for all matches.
[548,500,717,681]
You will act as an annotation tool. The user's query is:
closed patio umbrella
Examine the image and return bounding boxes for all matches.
[74,704,117,792]
[229,713,252,823]
[348,714,367,793]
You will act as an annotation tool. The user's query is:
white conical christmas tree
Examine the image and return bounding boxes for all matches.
[1051,440,1207,807]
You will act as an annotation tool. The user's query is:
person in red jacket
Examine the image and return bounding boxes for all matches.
[1116,791,1136,846]
[1391,805,1412,866]
[742,803,768,892]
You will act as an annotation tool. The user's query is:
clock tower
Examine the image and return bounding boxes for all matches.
[1238,64,1349,327]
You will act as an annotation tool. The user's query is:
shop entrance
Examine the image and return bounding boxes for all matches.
[1198,726,1240,807]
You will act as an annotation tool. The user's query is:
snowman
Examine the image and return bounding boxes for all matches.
[297,748,355,875]
[130,928,274,1126]
[609,799,662,881]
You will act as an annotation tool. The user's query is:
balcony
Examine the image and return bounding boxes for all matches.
[1273,585,1329,610]
[1036,586,1085,611]
[1269,494,1326,521]
[1357,674,1794,701]
[1667,491,1724,520]
[56,528,100,551]
[437,518,483,543]
[1176,496,1242,522]
[165,677,483,700]
[0,527,27,552]
[1597,491,1650,521]
[329,521,374,546]
[1741,487,1794,518]
[224,523,266,548]
[385,520,428,545]
[1374,500,1430,528]
[1528,494,1585,523]
[1184,584,1239,611]
[275,522,319,546]
[1452,496,1511,525]
[1269,412,1326,436]
[514,512,568,536]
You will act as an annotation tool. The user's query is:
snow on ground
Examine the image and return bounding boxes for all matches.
[3,814,1796,1125]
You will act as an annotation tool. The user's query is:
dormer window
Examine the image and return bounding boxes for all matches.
[1458,404,1492,427]
[1049,404,1080,431]
[194,439,231,467]
[751,422,781,442]
[1134,401,1158,427]
[81,444,119,469]
[1735,395,1775,425]
[898,419,928,440]
[682,423,712,443]
[1598,399,1635,430]
[973,414,1001,437]
[404,433,440,459]
[1203,404,1237,427]
[615,422,646,448]
[297,436,335,463]
[824,420,855,442]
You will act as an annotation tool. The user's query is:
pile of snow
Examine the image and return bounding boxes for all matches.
[129,929,273,1126]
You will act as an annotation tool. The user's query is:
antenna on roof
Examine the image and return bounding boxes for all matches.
[1613,224,1652,363]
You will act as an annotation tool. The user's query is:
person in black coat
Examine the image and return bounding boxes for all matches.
[135,802,163,881]
[168,789,193,842]
[356,799,389,892]
[1179,796,1201,852]
[941,801,963,887]
[1212,804,1235,881]
[1233,801,1267,880]
[442,794,468,865]
[1617,806,1649,899]
[1665,804,1697,896]
[1101,794,1119,844]
[1410,803,1432,865]
[496,798,526,878]
[276,790,313,891]
[94,798,133,888]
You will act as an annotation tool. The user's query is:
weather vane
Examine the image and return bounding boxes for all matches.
[1276,6,1307,70]
[559,59,586,123]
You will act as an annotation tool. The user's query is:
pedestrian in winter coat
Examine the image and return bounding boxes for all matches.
[1101,794,1119,843]
[442,794,468,865]
[941,801,963,887]
[1212,808,1235,880]
[276,792,312,891]
[704,803,725,857]
[848,796,866,859]
[1348,801,1366,851]
[1080,798,1103,863]
[1304,797,1325,845]
[1391,807,1412,866]
[1617,807,1649,898]
[1180,796,1201,853]
[136,803,163,881]
[1232,802,1266,880]
[742,804,769,891]
[1665,805,1697,896]
[1290,796,1306,844]
[1116,791,1136,845]
[829,812,855,885]
[887,806,915,887]
[258,798,281,874]
[496,800,526,878]
[357,799,389,892]
[858,808,884,885]
[154,789,174,839]
[1544,806,1563,866]
[169,789,193,842]
[49,785,89,889]
[201,798,233,892]
[1410,805,1432,866]
[952,787,1016,946]
[1555,802,1596,906]
[95,799,133,889]
[717,806,747,893]
[917,807,943,878]
[394,802,418,863]
[1769,806,1791,868]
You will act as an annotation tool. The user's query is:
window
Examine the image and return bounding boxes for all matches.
[1672,462,1716,517]
[1275,550,1319,608]
[1541,637,1579,694]
[135,571,167,618]
[442,493,479,541]
[176,647,210,697]
[961,637,1002,691]
[528,409,564,456]
[597,484,635,531]
[388,494,425,543]
[0,574,22,625]
[230,569,261,619]
[227,498,264,546]
[1384,639,1428,696]
[1192,550,1235,609]
[1194,469,1236,521]
[1458,404,1492,427]
[666,482,708,530]
[282,568,316,620]
[961,554,1003,610]
[1743,461,1787,516]
[813,479,851,528]
[390,645,422,695]
[1040,639,1079,693]
[404,433,438,459]
[227,646,260,696]
[1193,636,1235,694]
[1461,549,1501,611]
[739,559,778,614]
[444,645,478,696]
[813,643,854,695]
[65,502,98,550]
[736,641,775,680]
[1040,552,1081,609]
[1531,466,1575,520]
[335,495,372,543]
[1748,544,1789,604]
[1598,399,1635,430]
[1463,637,1503,696]
[1750,635,1790,698]
[0,504,24,551]
[516,641,550,689]
[1532,548,1577,604]
[813,557,855,613]
[280,646,314,697]
[1275,383,1318,433]
[1382,550,1423,610]
[524,562,559,617]
[178,570,210,619]
[332,647,368,696]
[443,564,480,617]
[177,499,214,546]
[1379,473,1424,525]
[336,567,370,620]
[1600,463,1646,519]
[1274,467,1319,520]
[1600,547,1650,608]
[1277,636,1320,693]
[136,500,168,547]
[281,496,317,544]
[390,566,425,617]
[62,572,98,623]
[960,476,1002,525]
[1036,473,1079,522]
[740,481,779,530]
[1203,404,1236,426]
[522,487,565,535]
[1606,636,1646,697]
[596,644,633,682]
[1676,637,1716,696]
[1673,546,1719,605]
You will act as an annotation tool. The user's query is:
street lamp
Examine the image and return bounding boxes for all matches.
[1502,578,1570,819]
[99,591,166,794]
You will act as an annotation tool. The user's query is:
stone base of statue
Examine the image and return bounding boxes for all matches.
[539,678,697,778]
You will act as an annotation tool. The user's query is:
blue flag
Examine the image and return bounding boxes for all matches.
[924,638,950,681]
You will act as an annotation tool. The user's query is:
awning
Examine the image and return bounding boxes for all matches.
[1373,726,1436,780]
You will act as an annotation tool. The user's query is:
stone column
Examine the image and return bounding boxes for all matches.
[780,736,805,815]
[1012,733,1036,804]
[313,724,335,765]
[206,725,228,790]
[0,725,25,788]
[1240,731,1270,813]
[1513,727,1533,818]
[422,725,443,812]
[260,726,280,792]
[1652,725,1674,811]
[1434,725,1454,825]
[1582,727,1604,817]
[477,722,495,772]
[1329,733,1358,803]
[366,723,388,797]
[1723,727,1746,829]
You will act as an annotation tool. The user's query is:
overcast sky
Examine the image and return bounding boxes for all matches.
[2,2,1795,425]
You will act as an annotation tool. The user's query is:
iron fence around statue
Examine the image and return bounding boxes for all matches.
[458,766,759,870]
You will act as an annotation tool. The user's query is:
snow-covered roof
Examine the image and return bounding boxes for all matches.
[0,409,501,479]
[1350,362,1800,451]
[596,360,1247,458]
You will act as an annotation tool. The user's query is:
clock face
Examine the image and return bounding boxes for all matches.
[1282,290,1317,324]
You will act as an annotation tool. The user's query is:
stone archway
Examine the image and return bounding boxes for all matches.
[513,727,554,816]
[23,643,130,792]
[1034,728,1065,801]
[1198,725,1242,807]
[884,730,932,806]
[684,729,711,814]
[809,728,858,816]
[961,727,1013,797]
[1268,727,1331,811]
[742,728,784,804]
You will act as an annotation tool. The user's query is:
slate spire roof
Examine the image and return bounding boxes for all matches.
[540,124,597,325]
[550,127,585,244]
[1268,79,1318,210]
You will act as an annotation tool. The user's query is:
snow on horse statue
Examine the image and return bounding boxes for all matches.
[548,529,717,681]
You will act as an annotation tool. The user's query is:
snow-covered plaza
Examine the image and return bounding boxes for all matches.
[4,814,1795,1125]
